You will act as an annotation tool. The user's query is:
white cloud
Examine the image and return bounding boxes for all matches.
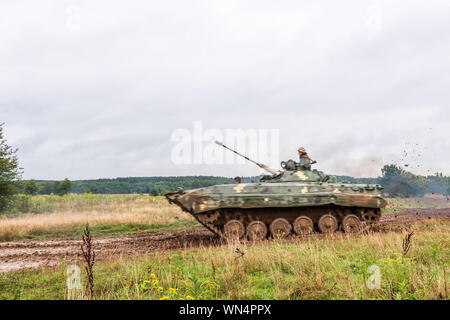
[1,0,449,179]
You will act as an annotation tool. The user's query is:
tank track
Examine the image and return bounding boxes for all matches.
[193,205,381,239]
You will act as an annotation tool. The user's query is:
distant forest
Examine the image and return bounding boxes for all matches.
[17,164,450,198]
[18,176,255,196]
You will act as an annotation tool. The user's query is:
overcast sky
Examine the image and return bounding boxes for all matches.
[1,0,449,180]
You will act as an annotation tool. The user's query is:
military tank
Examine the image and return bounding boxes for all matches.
[165,142,386,240]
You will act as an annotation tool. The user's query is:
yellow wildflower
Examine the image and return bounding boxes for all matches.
[150,273,156,279]
[144,280,151,283]
[158,286,164,292]
[159,296,170,300]
[169,288,178,295]
[185,295,195,300]
[152,279,159,285]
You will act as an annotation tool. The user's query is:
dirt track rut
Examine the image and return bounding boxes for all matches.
[1,208,449,273]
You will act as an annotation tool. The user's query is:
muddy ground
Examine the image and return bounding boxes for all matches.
[1,208,449,273]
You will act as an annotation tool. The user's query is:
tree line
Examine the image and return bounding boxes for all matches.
[18,176,241,196]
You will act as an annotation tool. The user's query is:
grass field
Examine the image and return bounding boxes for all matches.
[0,220,448,300]
[0,194,448,300]
[0,194,196,241]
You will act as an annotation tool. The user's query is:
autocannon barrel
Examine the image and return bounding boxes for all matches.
[214,141,279,176]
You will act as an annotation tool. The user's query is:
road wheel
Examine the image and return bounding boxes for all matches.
[246,221,268,241]
[223,220,245,240]
[342,214,361,233]
[318,214,338,233]
[293,216,314,236]
[361,208,381,223]
[269,218,292,238]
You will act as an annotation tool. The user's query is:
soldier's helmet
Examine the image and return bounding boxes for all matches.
[298,147,306,153]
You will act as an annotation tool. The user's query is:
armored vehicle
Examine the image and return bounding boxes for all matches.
[165,142,386,240]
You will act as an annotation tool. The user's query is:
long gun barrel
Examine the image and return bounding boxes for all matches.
[215,141,279,176]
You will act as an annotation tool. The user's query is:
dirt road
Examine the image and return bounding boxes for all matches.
[1,208,449,273]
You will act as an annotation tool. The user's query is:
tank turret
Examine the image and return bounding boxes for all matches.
[214,142,329,183]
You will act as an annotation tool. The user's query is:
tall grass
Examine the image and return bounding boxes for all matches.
[0,194,194,241]
[1,220,448,300]
[7,193,153,215]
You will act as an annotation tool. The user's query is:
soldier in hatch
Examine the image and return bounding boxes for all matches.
[298,147,317,165]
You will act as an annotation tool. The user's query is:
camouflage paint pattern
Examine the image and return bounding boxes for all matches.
[166,181,386,215]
